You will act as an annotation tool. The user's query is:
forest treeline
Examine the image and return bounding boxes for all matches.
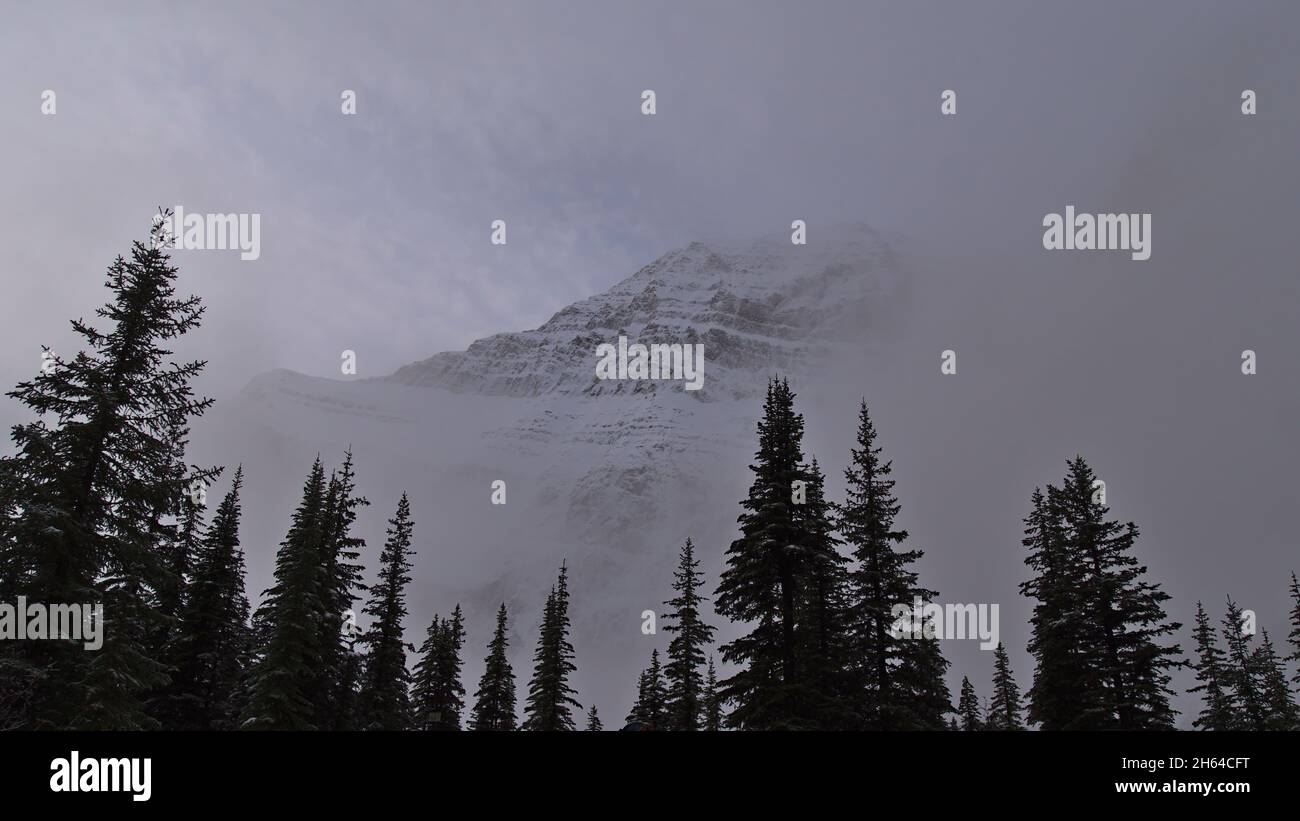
[1,225,1298,731]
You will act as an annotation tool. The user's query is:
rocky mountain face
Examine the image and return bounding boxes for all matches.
[387,224,906,401]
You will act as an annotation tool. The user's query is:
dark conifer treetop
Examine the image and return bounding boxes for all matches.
[471,602,519,731]
[357,493,416,731]
[523,563,581,731]
[662,537,716,731]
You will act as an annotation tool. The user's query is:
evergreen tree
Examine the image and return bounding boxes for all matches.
[441,604,467,729]
[796,458,853,728]
[626,668,648,724]
[240,458,330,729]
[1066,458,1182,728]
[357,493,415,731]
[626,649,668,729]
[1020,485,1092,729]
[987,642,1024,730]
[313,451,369,730]
[839,400,947,729]
[1219,597,1265,731]
[586,704,603,731]
[957,676,982,731]
[413,605,466,730]
[1021,458,1181,729]
[714,378,818,729]
[523,563,581,730]
[0,217,214,729]
[662,538,716,730]
[470,602,518,731]
[157,468,251,730]
[412,614,442,729]
[1189,601,1235,731]
[640,649,667,728]
[1255,630,1297,730]
[703,656,722,731]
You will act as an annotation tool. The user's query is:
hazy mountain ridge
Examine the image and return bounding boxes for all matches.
[386,224,907,401]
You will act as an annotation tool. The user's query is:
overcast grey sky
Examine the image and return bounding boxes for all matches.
[2,1,1299,725]
[2,0,1290,400]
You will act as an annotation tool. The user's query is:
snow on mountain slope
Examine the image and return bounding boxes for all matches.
[388,223,907,400]
[198,224,911,720]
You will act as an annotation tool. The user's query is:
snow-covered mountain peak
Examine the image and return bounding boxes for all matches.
[386,224,906,400]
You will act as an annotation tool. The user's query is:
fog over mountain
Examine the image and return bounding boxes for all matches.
[199,225,917,719]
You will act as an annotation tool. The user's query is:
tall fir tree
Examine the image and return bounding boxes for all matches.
[987,642,1024,730]
[523,563,581,731]
[413,605,466,730]
[796,458,853,728]
[838,400,948,729]
[662,538,716,730]
[439,605,467,729]
[412,614,442,729]
[357,493,415,731]
[1219,597,1265,731]
[626,649,668,729]
[1188,601,1235,731]
[1021,459,1181,729]
[640,648,667,728]
[626,668,649,725]
[585,704,603,731]
[1020,485,1091,729]
[1069,458,1181,728]
[0,217,215,729]
[470,602,518,731]
[957,676,982,731]
[714,378,820,729]
[156,468,251,730]
[240,457,330,729]
[312,451,369,730]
